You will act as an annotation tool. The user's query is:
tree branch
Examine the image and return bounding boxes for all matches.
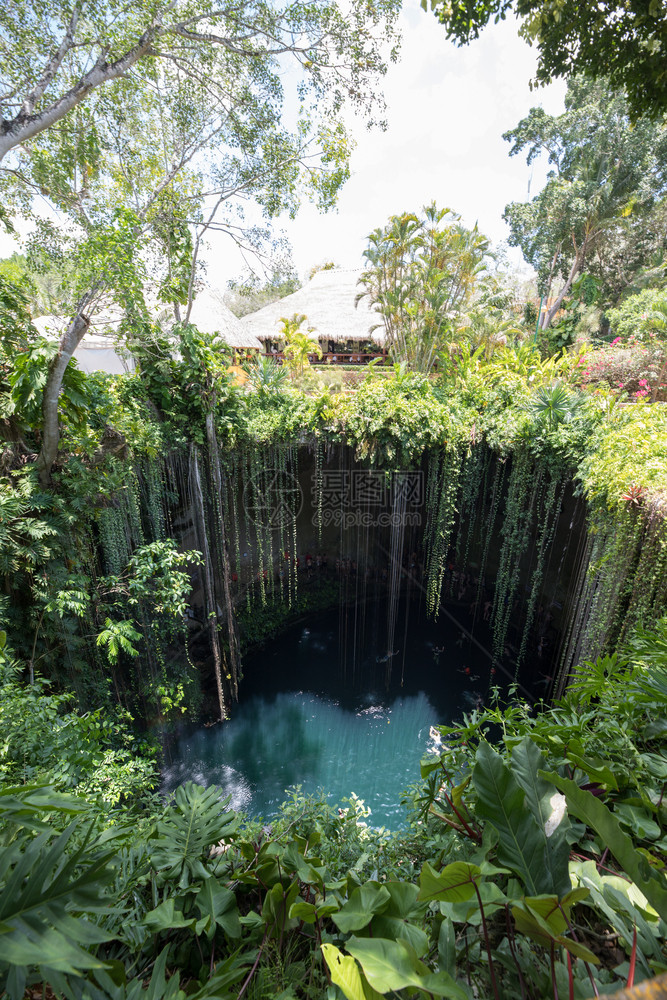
[21,6,81,116]
[0,26,162,161]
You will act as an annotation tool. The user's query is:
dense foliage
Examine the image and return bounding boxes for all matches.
[1,618,666,999]
[357,205,495,372]
[2,286,667,996]
[1,2,666,995]
[503,78,667,329]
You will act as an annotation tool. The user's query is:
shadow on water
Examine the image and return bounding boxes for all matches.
[163,599,511,827]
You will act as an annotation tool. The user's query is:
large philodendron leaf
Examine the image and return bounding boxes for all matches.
[345,936,470,999]
[195,878,241,939]
[473,740,561,896]
[369,881,429,955]
[0,820,117,999]
[418,861,482,904]
[150,783,239,888]
[510,738,571,897]
[542,772,667,922]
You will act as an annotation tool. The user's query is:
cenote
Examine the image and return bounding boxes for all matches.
[164,598,529,826]
[90,436,667,833]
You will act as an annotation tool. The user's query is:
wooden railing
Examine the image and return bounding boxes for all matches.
[263,351,386,365]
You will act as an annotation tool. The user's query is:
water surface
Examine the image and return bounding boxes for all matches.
[164,603,495,826]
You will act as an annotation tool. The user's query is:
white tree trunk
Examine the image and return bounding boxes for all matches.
[36,311,90,484]
[540,254,582,331]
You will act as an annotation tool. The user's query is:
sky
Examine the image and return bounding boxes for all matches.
[0,4,567,290]
[206,4,568,285]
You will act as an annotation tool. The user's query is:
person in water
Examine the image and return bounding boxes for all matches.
[376,649,400,663]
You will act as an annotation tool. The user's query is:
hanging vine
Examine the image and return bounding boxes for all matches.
[423,447,463,615]
[489,448,539,662]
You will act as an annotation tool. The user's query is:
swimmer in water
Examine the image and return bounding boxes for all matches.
[429,725,443,745]
[376,649,400,663]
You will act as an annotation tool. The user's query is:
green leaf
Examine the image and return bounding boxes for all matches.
[418,861,481,904]
[143,899,195,933]
[511,897,599,963]
[421,755,443,778]
[346,936,424,992]
[0,819,115,980]
[346,937,468,998]
[261,880,300,936]
[438,917,457,976]
[369,881,429,954]
[473,741,547,895]
[542,772,667,922]
[332,882,391,933]
[321,944,383,1000]
[614,803,661,841]
[565,741,619,790]
[195,878,240,939]
[289,900,317,924]
[510,737,571,896]
[151,783,239,888]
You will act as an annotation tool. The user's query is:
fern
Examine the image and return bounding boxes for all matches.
[96,619,142,665]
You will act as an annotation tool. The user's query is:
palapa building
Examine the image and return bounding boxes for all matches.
[33,287,262,376]
[185,288,262,360]
[241,267,386,363]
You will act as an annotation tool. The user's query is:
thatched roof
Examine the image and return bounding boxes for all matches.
[186,288,262,350]
[32,288,262,374]
[241,268,385,344]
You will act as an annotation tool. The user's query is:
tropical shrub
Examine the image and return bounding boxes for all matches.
[606,289,667,343]
[576,343,667,400]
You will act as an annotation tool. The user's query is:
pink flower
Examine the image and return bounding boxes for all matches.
[611,337,622,345]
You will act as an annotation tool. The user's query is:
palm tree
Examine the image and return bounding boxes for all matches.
[527,381,581,430]
[279,314,321,378]
[357,204,494,373]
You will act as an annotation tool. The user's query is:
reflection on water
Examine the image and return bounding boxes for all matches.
[163,690,442,826]
[164,603,496,827]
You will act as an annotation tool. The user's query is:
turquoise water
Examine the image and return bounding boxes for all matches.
[163,604,500,827]
[163,689,442,826]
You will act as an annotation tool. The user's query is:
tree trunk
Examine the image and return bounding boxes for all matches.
[36,311,90,485]
[540,254,582,331]
[0,30,157,164]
